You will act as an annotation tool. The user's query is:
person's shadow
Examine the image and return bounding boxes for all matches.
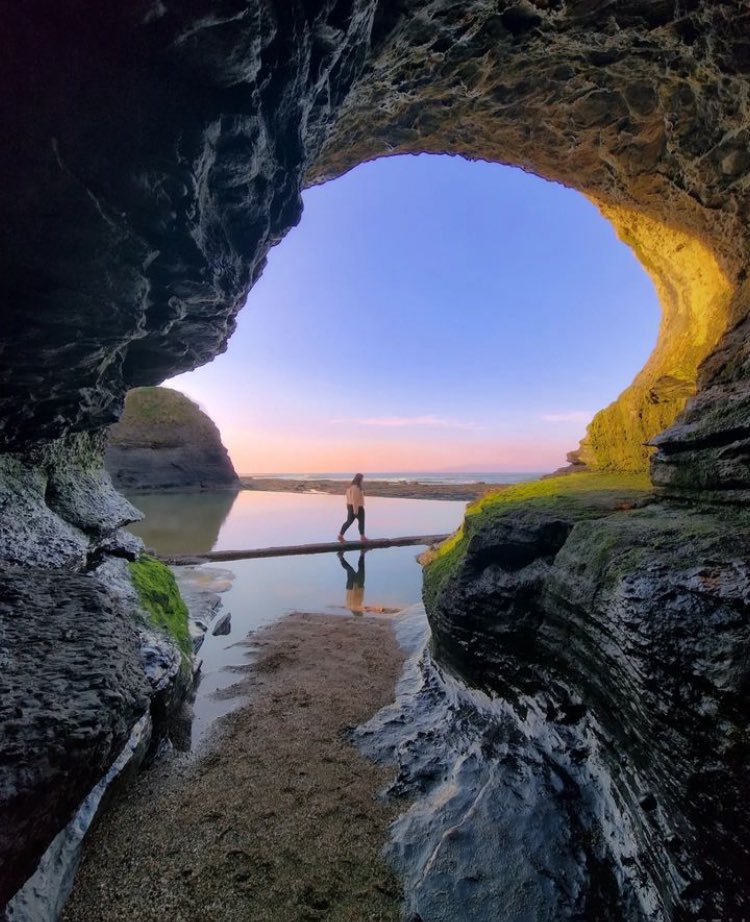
[338,550,366,615]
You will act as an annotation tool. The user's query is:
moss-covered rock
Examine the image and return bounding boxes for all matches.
[129,555,191,658]
[423,473,750,918]
[423,472,652,612]
[106,387,239,491]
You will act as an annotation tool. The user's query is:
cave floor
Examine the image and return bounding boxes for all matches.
[62,613,405,922]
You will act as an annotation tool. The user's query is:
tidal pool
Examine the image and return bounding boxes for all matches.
[126,490,467,745]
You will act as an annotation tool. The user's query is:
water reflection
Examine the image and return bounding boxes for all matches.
[123,490,467,747]
[126,490,466,555]
[338,550,366,615]
[126,491,239,554]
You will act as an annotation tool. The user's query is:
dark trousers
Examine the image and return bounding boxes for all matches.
[340,504,365,537]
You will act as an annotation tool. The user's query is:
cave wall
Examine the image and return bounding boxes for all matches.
[314,0,750,490]
[577,204,733,472]
[423,474,750,919]
[0,0,379,449]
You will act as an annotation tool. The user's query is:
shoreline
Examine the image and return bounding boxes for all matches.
[240,476,511,501]
[63,612,407,922]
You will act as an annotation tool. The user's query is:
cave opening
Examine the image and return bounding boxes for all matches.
[167,153,661,477]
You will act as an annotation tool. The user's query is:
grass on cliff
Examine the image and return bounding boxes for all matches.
[422,472,652,611]
[129,554,192,656]
[109,386,222,449]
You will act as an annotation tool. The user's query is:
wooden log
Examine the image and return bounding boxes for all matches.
[161,534,450,565]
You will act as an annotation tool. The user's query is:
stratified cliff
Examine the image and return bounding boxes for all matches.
[105,387,239,492]
[1,2,750,918]
[423,474,750,919]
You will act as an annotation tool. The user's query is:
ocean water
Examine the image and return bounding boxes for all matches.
[127,490,467,745]
[244,471,544,485]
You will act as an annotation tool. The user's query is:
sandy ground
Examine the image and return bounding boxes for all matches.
[240,476,503,501]
[63,613,406,922]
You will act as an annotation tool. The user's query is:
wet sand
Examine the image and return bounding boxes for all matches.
[240,476,503,502]
[63,613,406,922]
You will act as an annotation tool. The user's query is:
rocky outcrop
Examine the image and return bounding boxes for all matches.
[0,432,141,570]
[105,387,238,492]
[0,435,193,911]
[0,568,150,906]
[650,312,750,501]
[423,475,750,920]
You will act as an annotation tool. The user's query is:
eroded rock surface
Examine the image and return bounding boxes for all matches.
[424,478,750,920]
[2,2,750,918]
[0,569,150,906]
[0,435,193,913]
[0,432,140,569]
[105,386,239,491]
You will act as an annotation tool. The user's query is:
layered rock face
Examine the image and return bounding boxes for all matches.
[105,386,239,491]
[424,475,750,919]
[2,1,750,918]
[0,569,150,904]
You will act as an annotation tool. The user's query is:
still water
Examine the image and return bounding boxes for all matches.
[127,489,467,554]
[126,490,467,745]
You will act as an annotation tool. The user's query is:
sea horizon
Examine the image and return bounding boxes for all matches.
[240,470,548,485]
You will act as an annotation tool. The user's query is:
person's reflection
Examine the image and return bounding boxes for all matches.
[338,550,366,615]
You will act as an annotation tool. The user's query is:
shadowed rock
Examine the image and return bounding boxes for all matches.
[424,476,750,919]
[0,569,150,906]
[0,1,749,498]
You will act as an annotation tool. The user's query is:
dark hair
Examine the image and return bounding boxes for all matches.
[351,473,364,486]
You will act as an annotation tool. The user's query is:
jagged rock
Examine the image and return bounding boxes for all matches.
[211,611,232,636]
[0,433,141,569]
[0,568,150,907]
[105,387,239,492]
[1,2,750,917]
[424,478,750,919]
[650,313,750,500]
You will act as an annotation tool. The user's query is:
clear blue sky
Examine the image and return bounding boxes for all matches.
[168,154,659,474]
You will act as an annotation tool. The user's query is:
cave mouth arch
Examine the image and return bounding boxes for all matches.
[0,1,745,500]
[169,153,667,477]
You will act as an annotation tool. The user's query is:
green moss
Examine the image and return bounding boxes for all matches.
[576,203,733,473]
[130,554,192,656]
[464,471,650,515]
[422,472,652,611]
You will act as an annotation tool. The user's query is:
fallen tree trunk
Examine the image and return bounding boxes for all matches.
[161,534,451,565]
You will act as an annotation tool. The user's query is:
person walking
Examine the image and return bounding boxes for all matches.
[338,473,368,542]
